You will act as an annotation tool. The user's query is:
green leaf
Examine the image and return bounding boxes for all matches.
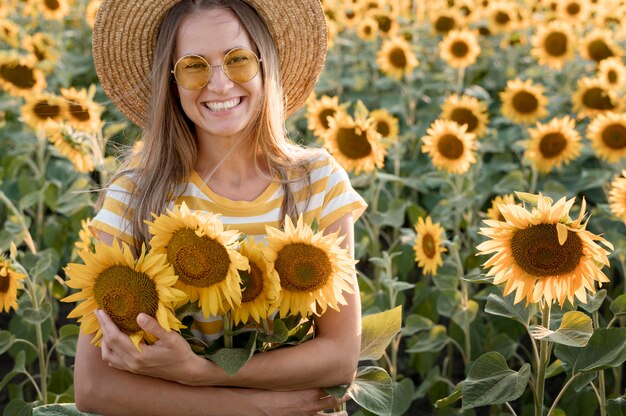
[413,367,443,399]
[401,314,433,336]
[609,294,626,316]
[461,352,531,410]
[205,331,257,376]
[528,311,593,347]
[405,325,448,353]
[256,319,289,344]
[32,403,99,416]
[451,300,479,329]
[348,366,393,416]
[360,306,402,361]
[484,292,536,326]
[324,384,349,398]
[554,328,626,373]
[30,250,60,282]
[607,396,626,416]
[434,384,462,408]
[0,370,20,391]
[578,289,606,314]
[4,399,36,416]
[0,329,16,355]
[56,325,80,357]
[19,303,53,325]
[391,378,414,416]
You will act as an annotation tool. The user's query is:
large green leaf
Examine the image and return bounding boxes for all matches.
[32,403,98,416]
[405,325,448,353]
[461,352,531,410]
[451,300,479,329]
[55,325,81,357]
[554,328,626,373]
[609,294,626,317]
[348,366,393,416]
[528,311,593,347]
[484,292,535,326]
[18,303,53,325]
[578,290,606,314]
[205,332,257,376]
[0,329,16,355]
[401,314,432,336]
[360,306,402,361]
[391,378,414,416]
[607,396,626,416]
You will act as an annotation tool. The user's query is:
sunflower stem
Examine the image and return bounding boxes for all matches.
[535,301,551,416]
[223,313,233,349]
[0,190,37,254]
[456,66,465,95]
[24,273,48,403]
[592,311,607,416]
[547,373,581,416]
[504,401,518,416]
[34,135,47,247]
[529,166,539,194]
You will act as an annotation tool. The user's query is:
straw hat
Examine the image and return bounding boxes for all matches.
[92,0,327,127]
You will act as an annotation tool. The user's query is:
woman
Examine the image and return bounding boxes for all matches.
[74,0,367,415]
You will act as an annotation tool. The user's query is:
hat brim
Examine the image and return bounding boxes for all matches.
[93,0,327,127]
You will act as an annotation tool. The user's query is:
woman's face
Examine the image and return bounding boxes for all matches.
[174,8,263,142]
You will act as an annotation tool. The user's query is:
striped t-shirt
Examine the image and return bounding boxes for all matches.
[90,151,367,342]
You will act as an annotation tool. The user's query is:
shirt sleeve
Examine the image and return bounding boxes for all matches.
[89,174,139,248]
[317,153,368,230]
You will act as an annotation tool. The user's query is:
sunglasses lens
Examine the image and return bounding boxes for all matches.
[223,48,260,83]
[174,55,210,89]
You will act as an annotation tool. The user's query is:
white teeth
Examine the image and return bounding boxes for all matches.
[205,98,241,112]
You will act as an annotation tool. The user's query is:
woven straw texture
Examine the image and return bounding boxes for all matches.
[93,0,327,127]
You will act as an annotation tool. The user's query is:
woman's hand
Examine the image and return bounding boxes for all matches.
[95,309,203,383]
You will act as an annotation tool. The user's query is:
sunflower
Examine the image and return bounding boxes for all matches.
[323,111,386,174]
[60,86,103,132]
[0,257,27,313]
[486,194,518,221]
[430,8,464,35]
[147,202,248,318]
[572,77,622,119]
[376,36,419,80]
[0,52,46,98]
[0,19,20,48]
[85,0,101,28]
[558,0,591,24]
[486,1,519,33]
[35,0,70,20]
[306,95,342,138]
[523,116,582,172]
[580,29,623,63]
[477,193,612,306]
[500,79,549,124]
[587,111,626,162]
[74,218,95,253]
[598,56,626,87]
[335,6,361,29]
[265,215,356,318]
[530,20,577,70]
[356,16,379,41]
[326,18,338,49]
[21,93,67,131]
[369,108,399,143]
[46,122,95,173]
[421,119,478,174]
[440,94,489,138]
[439,28,481,68]
[608,170,626,223]
[63,240,186,350]
[23,32,58,65]
[413,216,447,276]
[367,9,399,37]
[232,239,280,325]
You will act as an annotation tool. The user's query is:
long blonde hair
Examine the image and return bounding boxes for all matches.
[100,0,319,247]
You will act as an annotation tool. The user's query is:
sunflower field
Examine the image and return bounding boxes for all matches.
[1,0,626,415]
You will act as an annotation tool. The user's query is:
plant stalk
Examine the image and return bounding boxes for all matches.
[535,301,551,416]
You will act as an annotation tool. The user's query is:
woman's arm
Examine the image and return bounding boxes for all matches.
[94,213,361,390]
[74,332,347,416]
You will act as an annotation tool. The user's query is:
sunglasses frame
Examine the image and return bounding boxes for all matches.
[171,47,262,90]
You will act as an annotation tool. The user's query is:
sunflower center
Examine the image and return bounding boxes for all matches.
[34,100,62,120]
[69,103,91,121]
[45,0,60,10]
[389,47,407,69]
[363,25,372,35]
[376,15,392,33]
[582,87,615,110]
[607,70,618,84]
[495,11,511,25]
[450,108,478,132]
[544,32,567,56]
[511,223,583,277]
[601,124,626,149]
[240,262,264,303]
[539,132,567,158]
[274,242,332,292]
[566,2,580,15]
[32,46,46,62]
[451,40,469,58]
[93,265,158,333]
[336,127,372,159]
[422,234,437,258]
[512,91,539,114]
[0,63,36,89]
[437,134,465,160]
[318,108,335,130]
[167,228,231,287]
[376,120,390,136]
[0,275,9,294]
[435,16,455,34]
[588,40,613,62]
